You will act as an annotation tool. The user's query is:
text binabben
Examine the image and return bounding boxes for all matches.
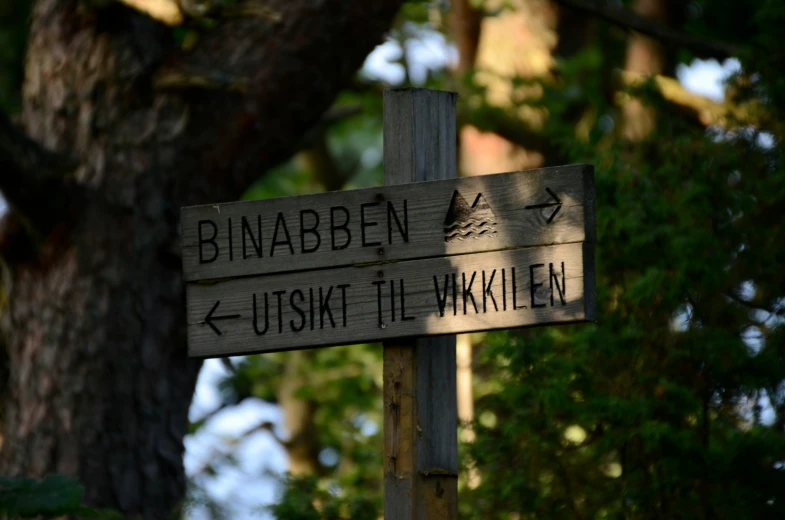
[197,200,410,263]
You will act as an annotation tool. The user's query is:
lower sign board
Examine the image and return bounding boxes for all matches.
[186,242,595,358]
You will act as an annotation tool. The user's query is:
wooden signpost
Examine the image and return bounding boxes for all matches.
[182,163,595,357]
[180,88,596,519]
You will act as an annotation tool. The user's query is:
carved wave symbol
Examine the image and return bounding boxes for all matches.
[444,219,497,242]
[444,218,497,230]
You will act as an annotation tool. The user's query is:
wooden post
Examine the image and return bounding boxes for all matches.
[383,88,459,519]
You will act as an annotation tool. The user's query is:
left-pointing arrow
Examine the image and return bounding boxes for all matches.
[204,300,241,336]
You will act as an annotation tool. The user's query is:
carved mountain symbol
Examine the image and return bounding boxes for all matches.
[444,191,497,242]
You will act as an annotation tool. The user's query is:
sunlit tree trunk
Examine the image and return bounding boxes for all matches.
[278,351,322,475]
[449,5,483,471]
[449,0,562,491]
[457,0,556,174]
[621,0,667,140]
[274,136,352,477]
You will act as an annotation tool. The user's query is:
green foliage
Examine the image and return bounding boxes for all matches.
[0,474,120,519]
[266,475,377,520]
[458,2,785,518]
[327,93,385,190]
[190,1,785,518]
[209,344,384,508]
[243,93,384,201]
[243,160,322,201]
[0,0,31,113]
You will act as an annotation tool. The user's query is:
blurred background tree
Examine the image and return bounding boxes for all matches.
[2,0,785,519]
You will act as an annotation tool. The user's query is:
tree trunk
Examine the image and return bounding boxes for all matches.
[276,146,351,477]
[0,0,401,517]
[621,0,667,140]
[457,0,557,173]
[279,351,321,476]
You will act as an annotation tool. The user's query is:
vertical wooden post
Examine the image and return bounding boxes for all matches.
[383,88,458,519]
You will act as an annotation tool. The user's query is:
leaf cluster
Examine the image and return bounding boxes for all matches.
[266,475,377,520]
[0,474,121,519]
[460,2,785,518]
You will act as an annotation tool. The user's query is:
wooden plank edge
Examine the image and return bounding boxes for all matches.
[583,241,597,322]
[186,311,595,359]
[184,236,593,285]
[582,163,597,244]
[179,164,593,211]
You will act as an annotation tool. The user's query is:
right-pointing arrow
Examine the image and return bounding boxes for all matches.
[525,187,563,223]
[203,300,241,336]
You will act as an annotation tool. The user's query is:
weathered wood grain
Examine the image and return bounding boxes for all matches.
[181,164,594,282]
[383,87,458,520]
[185,242,593,357]
[415,334,459,475]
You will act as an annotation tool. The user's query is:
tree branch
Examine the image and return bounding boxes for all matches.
[250,420,290,448]
[117,0,183,25]
[726,290,784,317]
[0,110,81,236]
[618,70,763,127]
[153,68,250,92]
[298,104,363,191]
[450,0,484,74]
[149,0,404,207]
[457,101,553,157]
[456,67,756,159]
[554,0,739,60]
[299,135,350,192]
[299,104,362,150]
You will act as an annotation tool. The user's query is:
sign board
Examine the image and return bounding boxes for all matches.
[181,164,595,282]
[182,165,596,357]
[186,242,594,357]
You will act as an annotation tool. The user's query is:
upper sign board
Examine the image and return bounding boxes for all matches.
[181,164,595,282]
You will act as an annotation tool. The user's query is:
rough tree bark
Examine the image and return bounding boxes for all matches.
[0,0,402,517]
